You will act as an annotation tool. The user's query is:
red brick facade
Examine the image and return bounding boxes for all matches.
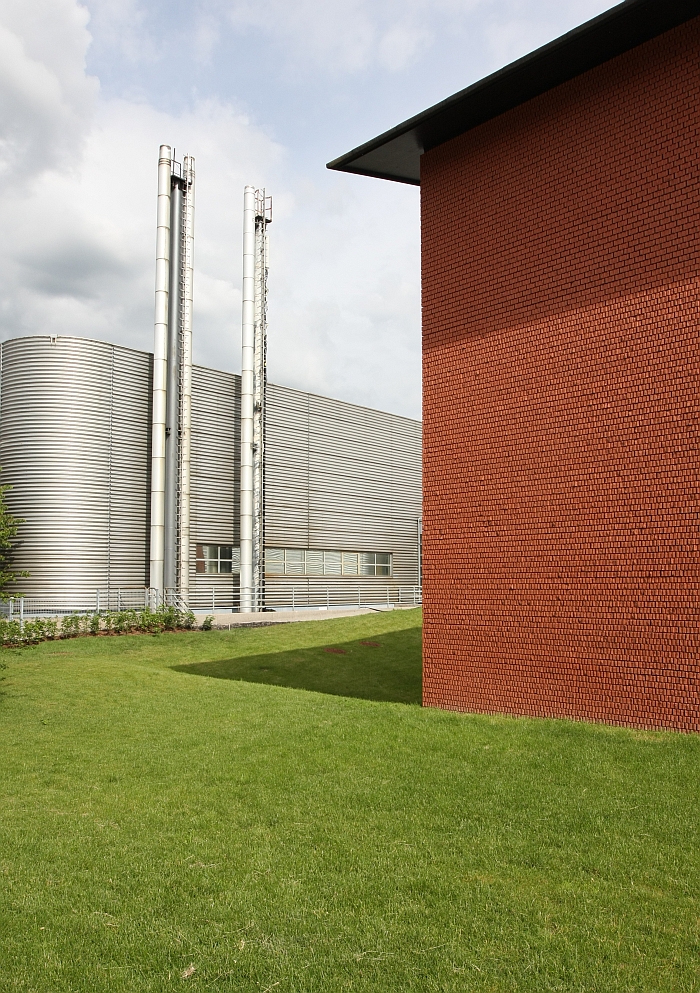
[421,18,700,731]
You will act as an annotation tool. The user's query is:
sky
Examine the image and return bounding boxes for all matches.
[1,0,620,419]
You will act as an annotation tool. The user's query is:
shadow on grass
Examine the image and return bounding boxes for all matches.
[172,625,422,704]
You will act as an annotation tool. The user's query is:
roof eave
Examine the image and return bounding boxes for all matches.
[327,0,700,185]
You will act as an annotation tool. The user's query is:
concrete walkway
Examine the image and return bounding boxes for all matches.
[196,603,420,629]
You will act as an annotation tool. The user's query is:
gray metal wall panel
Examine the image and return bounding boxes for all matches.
[0,336,151,599]
[189,364,240,608]
[265,382,422,590]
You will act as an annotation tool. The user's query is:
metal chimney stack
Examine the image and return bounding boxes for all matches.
[149,147,195,604]
[240,187,271,612]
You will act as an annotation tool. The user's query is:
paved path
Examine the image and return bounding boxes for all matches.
[198,604,420,629]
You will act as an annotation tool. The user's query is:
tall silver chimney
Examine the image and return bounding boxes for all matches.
[149,147,195,603]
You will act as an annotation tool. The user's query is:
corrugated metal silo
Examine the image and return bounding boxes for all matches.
[0,336,151,602]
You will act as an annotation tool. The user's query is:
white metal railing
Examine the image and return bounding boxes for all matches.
[1,587,153,617]
[0,585,422,617]
[0,595,106,618]
[188,584,422,613]
[98,587,151,612]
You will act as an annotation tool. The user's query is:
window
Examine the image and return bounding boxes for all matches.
[196,544,239,574]
[360,552,391,577]
[305,550,324,575]
[285,549,305,576]
[265,548,284,575]
[265,548,392,577]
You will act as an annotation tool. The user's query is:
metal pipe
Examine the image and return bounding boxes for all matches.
[240,186,256,612]
[164,178,183,590]
[150,144,171,593]
[179,155,195,601]
[252,192,269,612]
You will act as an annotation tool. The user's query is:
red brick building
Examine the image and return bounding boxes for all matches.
[329,0,700,731]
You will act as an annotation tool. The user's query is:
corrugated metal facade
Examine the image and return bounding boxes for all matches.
[189,365,240,610]
[0,336,152,601]
[0,336,422,607]
[264,382,422,602]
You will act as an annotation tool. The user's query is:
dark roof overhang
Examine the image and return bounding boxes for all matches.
[327,0,700,185]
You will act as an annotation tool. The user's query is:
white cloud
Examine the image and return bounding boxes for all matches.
[482,1,616,70]
[81,0,155,67]
[1,0,95,98]
[0,92,284,368]
[0,0,423,418]
[214,0,481,75]
[1,0,627,422]
[377,23,432,72]
[267,178,420,415]
[0,0,97,185]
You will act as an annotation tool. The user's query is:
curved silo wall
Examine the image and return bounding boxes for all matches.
[0,336,152,602]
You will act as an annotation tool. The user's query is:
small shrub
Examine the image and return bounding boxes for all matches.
[0,603,205,648]
[141,608,164,634]
[22,619,39,643]
[61,615,81,638]
[112,611,128,634]
[125,610,139,633]
[43,618,58,640]
[0,619,22,646]
[21,619,41,644]
[0,619,6,645]
[137,608,151,633]
[161,606,179,631]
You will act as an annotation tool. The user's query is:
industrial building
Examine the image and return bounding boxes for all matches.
[329,0,700,731]
[0,151,422,613]
[0,335,421,613]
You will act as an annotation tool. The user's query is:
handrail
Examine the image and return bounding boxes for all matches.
[0,585,422,617]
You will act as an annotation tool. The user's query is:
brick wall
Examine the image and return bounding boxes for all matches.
[421,18,700,731]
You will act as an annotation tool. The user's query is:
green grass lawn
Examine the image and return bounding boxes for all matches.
[1,607,699,992]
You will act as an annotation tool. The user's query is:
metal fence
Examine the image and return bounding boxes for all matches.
[189,584,423,613]
[1,585,422,617]
[0,587,181,617]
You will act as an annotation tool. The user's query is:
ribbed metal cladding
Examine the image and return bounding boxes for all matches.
[0,336,151,600]
[187,372,421,608]
[264,382,422,600]
[189,364,241,609]
[0,338,420,608]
